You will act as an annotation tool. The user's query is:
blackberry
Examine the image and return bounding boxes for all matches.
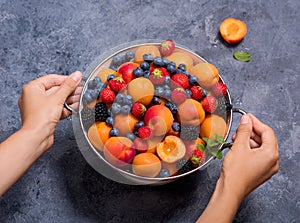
[180,125,199,141]
[176,159,193,175]
[215,96,232,120]
[81,107,95,130]
[94,102,109,122]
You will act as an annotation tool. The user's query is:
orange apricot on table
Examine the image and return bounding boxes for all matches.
[164,52,194,71]
[113,113,139,136]
[132,153,162,177]
[200,114,227,140]
[177,99,205,126]
[156,135,186,163]
[219,18,247,44]
[189,63,219,89]
[127,77,155,106]
[87,122,112,151]
[134,45,161,64]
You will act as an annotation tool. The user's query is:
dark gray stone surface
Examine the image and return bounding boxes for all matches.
[1,0,299,222]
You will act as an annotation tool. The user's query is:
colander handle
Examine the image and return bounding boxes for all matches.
[63,76,88,115]
[220,107,247,150]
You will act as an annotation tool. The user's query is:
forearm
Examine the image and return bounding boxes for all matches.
[197,178,243,223]
[0,128,49,196]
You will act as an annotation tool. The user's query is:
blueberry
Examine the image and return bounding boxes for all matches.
[182,71,191,78]
[125,95,133,105]
[83,91,94,104]
[143,70,150,78]
[140,61,150,70]
[125,51,135,61]
[90,89,100,100]
[97,82,106,92]
[158,168,170,178]
[143,54,153,63]
[109,64,118,71]
[115,93,125,105]
[167,64,177,74]
[172,122,181,132]
[155,86,164,96]
[88,80,96,89]
[164,89,172,98]
[134,121,145,130]
[165,101,178,114]
[126,132,135,141]
[162,59,169,67]
[107,108,112,116]
[151,96,162,105]
[110,128,120,137]
[133,67,144,77]
[189,76,199,86]
[111,55,123,66]
[178,63,186,71]
[121,105,131,114]
[107,74,116,82]
[185,89,192,98]
[153,57,164,67]
[164,75,170,85]
[106,117,114,126]
[111,103,122,115]
[203,89,208,97]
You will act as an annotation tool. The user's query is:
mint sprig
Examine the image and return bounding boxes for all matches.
[233,51,251,62]
[202,134,225,159]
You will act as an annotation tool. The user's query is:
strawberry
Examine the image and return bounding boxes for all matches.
[171,88,187,105]
[190,86,207,101]
[211,82,227,97]
[201,95,218,113]
[131,102,147,119]
[190,147,206,166]
[138,126,152,139]
[149,67,170,85]
[160,39,175,56]
[133,138,148,153]
[100,88,115,104]
[171,73,189,89]
[108,77,127,93]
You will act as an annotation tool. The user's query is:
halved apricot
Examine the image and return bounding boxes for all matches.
[220,18,247,44]
[156,135,186,163]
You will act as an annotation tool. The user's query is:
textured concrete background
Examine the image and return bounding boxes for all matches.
[0,0,299,222]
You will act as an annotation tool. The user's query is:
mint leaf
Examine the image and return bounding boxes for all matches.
[233,51,251,62]
[203,134,225,159]
[197,143,205,152]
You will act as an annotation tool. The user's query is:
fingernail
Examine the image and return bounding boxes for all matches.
[71,71,82,82]
[240,114,249,124]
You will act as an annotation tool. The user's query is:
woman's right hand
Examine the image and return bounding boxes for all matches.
[220,113,279,201]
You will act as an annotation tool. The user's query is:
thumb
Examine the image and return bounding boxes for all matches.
[234,114,253,146]
[55,71,82,104]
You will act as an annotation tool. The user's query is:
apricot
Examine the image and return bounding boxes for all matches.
[134,45,161,64]
[87,122,112,151]
[104,137,135,168]
[132,153,162,177]
[164,52,194,71]
[177,99,205,126]
[189,63,219,89]
[146,135,164,153]
[200,114,227,140]
[220,18,247,44]
[97,68,116,83]
[113,113,139,136]
[156,135,186,163]
[127,77,155,106]
[144,105,174,136]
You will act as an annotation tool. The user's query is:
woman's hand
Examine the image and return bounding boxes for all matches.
[197,114,279,223]
[18,71,82,151]
[221,113,279,200]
